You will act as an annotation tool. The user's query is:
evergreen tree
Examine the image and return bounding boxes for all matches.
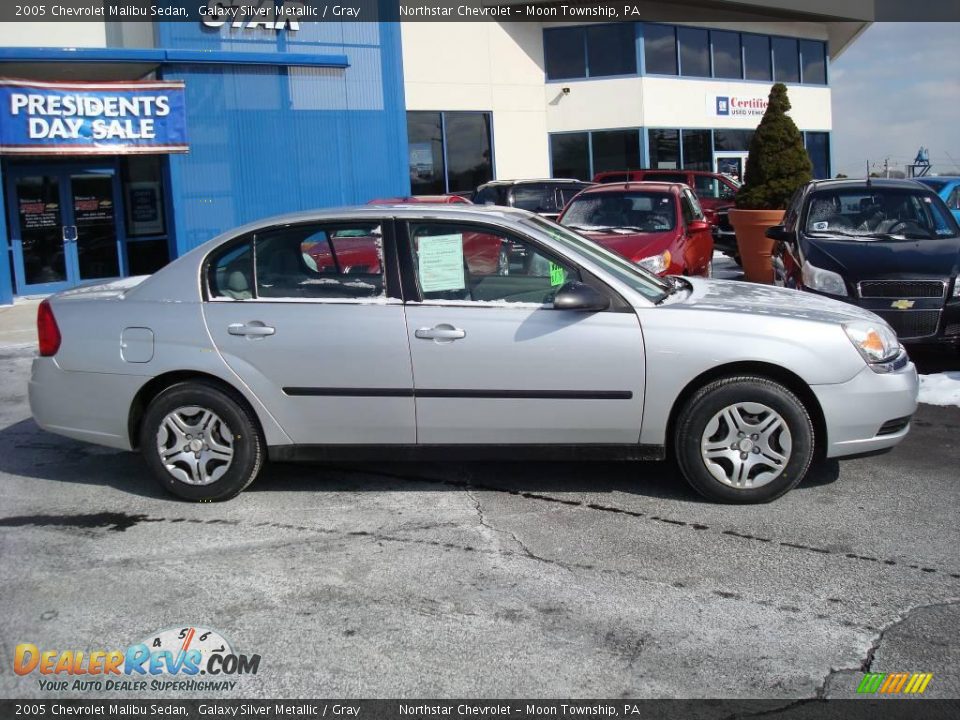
[735,84,812,210]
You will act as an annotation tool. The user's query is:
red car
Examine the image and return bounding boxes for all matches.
[557,182,714,277]
[368,194,472,205]
[305,195,506,276]
[592,169,739,226]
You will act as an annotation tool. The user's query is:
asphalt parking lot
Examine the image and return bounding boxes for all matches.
[0,301,958,702]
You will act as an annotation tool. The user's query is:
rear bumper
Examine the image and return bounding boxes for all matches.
[28,357,144,451]
[812,359,919,459]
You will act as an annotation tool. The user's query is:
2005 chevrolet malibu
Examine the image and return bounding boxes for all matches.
[29,205,919,503]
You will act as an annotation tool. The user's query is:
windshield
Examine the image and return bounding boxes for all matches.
[560,191,677,232]
[804,188,959,239]
[522,216,672,303]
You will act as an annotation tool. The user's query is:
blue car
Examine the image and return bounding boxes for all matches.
[917,176,960,223]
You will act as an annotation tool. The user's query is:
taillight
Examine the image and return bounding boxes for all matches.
[37,300,61,357]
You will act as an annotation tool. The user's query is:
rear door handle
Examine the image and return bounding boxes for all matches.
[415,324,466,342]
[228,322,275,337]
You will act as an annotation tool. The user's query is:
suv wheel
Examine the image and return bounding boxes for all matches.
[140,381,264,502]
[674,376,814,503]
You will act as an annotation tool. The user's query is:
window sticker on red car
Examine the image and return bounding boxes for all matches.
[418,233,466,292]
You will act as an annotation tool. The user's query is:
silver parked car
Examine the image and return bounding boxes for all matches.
[29,205,918,503]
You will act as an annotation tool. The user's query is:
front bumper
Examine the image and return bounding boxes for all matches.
[811,356,919,459]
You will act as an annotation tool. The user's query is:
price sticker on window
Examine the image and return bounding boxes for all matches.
[418,233,465,293]
[549,262,566,287]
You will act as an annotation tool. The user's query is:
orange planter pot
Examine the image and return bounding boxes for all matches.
[728,208,786,284]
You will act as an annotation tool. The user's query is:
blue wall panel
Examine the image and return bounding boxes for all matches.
[0,162,11,304]
[157,13,409,254]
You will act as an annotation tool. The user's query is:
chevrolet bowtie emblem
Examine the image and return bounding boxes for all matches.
[891,299,915,310]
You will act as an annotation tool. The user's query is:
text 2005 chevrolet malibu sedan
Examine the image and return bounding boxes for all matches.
[29,206,919,504]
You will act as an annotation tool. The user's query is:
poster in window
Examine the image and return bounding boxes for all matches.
[18,198,59,229]
[127,181,164,236]
[409,142,434,180]
[74,195,114,225]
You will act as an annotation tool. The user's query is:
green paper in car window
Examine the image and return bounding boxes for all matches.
[549,261,566,286]
[418,234,465,292]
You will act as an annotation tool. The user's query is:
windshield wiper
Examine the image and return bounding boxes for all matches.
[862,231,935,241]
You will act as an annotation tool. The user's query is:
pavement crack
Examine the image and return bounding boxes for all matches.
[858,597,960,673]
[810,597,960,700]
[466,488,571,571]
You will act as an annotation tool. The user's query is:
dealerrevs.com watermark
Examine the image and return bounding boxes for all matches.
[14,626,261,693]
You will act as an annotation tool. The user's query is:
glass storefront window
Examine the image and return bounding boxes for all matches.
[714,129,754,153]
[550,133,590,181]
[644,24,678,75]
[587,24,636,77]
[123,156,166,238]
[545,27,586,80]
[591,130,641,175]
[445,113,493,193]
[743,34,772,81]
[407,111,446,195]
[773,37,800,83]
[805,132,831,179]
[711,30,742,79]
[678,27,710,77]
[681,130,713,171]
[800,40,827,84]
[648,129,680,170]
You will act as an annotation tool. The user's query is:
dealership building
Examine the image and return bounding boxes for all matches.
[0,1,874,304]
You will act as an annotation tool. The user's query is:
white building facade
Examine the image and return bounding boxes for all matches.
[401,7,872,193]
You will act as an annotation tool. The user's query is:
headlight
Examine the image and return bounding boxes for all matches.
[843,321,900,364]
[953,278,959,298]
[637,250,671,275]
[801,260,847,296]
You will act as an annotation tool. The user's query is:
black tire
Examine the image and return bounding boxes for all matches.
[674,375,814,504]
[140,381,264,502]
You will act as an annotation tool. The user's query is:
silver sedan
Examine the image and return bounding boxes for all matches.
[29,205,918,503]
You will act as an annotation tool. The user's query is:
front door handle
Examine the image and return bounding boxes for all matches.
[228,322,275,337]
[415,324,466,342]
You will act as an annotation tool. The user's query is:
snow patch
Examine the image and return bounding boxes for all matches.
[918,372,960,408]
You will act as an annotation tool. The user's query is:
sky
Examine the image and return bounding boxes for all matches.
[830,22,960,177]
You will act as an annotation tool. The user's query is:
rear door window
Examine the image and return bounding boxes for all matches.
[207,222,386,301]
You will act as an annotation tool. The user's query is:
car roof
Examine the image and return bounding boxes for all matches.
[215,203,540,236]
[478,178,592,187]
[577,181,683,194]
[807,177,937,192]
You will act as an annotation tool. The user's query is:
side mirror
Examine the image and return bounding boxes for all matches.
[765,225,792,243]
[687,219,711,233]
[553,281,610,312]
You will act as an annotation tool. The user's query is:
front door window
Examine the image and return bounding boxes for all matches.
[71,172,120,281]
[14,175,66,287]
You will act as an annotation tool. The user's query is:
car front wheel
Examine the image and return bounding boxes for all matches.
[674,376,814,503]
[140,381,264,502]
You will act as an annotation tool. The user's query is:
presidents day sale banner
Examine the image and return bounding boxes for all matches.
[0,79,188,154]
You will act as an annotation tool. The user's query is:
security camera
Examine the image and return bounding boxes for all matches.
[562,87,571,94]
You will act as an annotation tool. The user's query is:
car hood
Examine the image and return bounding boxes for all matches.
[578,229,675,259]
[803,236,960,280]
[667,277,883,325]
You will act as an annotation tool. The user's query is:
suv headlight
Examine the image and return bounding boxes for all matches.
[802,260,847,296]
[637,250,671,275]
[843,321,900,365]
[953,277,959,298]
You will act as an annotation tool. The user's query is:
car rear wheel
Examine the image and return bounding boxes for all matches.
[140,381,264,502]
[674,375,814,503]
